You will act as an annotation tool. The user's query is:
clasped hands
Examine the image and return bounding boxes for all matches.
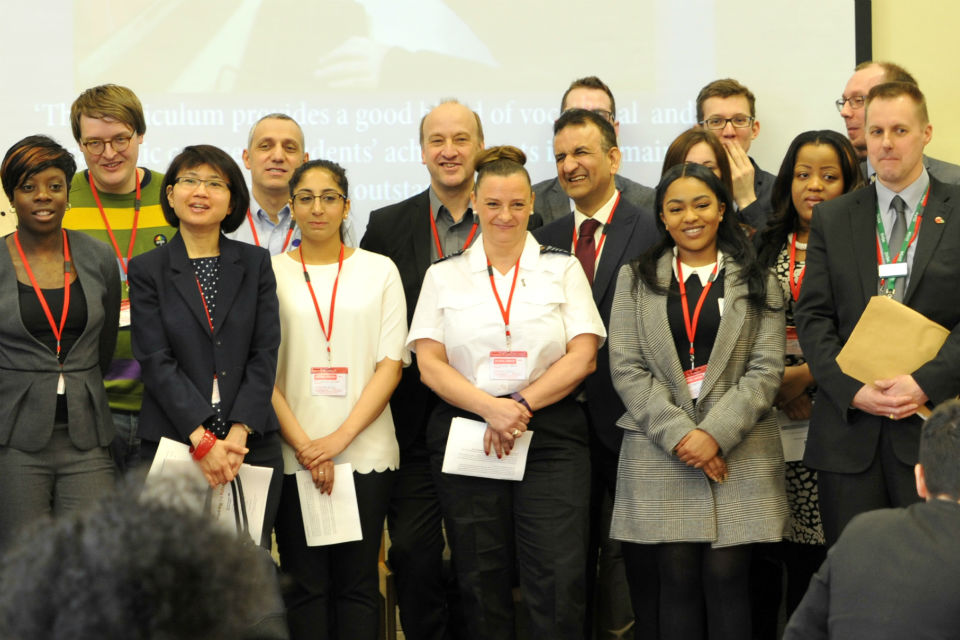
[675,429,727,483]
[295,432,345,494]
[482,396,532,459]
[852,374,928,420]
[192,424,249,488]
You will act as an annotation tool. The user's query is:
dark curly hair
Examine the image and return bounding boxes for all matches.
[0,483,280,640]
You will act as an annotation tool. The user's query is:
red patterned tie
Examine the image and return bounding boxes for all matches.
[575,218,602,284]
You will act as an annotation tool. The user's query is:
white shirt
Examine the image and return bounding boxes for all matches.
[408,233,607,397]
[272,249,410,474]
[572,189,620,266]
[875,168,929,292]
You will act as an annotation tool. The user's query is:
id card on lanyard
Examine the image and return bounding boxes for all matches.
[89,171,141,324]
[876,185,928,297]
[486,258,528,380]
[301,245,349,394]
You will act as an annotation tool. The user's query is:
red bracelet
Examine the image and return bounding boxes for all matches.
[190,429,217,461]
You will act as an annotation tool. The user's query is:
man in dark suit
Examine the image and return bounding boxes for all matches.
[836,60,960,185]
[795,81,960,546]
[533,76,655,225]
[783,400,960,639]
[533,108,658,639]
[695,78,776,231]
[360,99,484,640]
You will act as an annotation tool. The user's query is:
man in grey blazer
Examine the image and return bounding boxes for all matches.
[783,400,960,640]
[533,76,655,225]
[837,60,960,185]
[796,81,960,545]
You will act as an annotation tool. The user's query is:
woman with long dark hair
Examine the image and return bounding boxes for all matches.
[609,163,787,639]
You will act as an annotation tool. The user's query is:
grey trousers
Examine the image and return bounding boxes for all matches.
[0,426,115,550]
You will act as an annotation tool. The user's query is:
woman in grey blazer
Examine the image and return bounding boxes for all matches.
[608,163,787,640]
[0,136,121,550]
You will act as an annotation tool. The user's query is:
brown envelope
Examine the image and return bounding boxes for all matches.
[836,296,950,418]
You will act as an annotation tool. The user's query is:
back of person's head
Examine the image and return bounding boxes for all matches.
[475,145,530,190]
[0,484,277,640]
[866,81,930,124]
[696,78,757,122]
[560,76,617,115]
[855,60,918,85]
[553,108,618,151]
[919,400,960,500]
[70,84,147,142]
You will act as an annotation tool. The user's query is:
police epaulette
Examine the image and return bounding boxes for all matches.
[539,245,571,256]
[434,249,466,264]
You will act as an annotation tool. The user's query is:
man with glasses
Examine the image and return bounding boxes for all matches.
[696,78,775,231]
[228,113,310,255]
[837,61,960,184]
[64,84,174,474]
[533,76,655,225]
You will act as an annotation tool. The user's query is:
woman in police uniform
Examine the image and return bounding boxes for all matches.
[409,146,606,640]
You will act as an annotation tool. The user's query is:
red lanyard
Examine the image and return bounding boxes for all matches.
[246,209,295,253]
[571,191,621,255]
[15,229,72,359]
[89,170,140,278]
[194,277,215,334]
[486,257,521,348]
[676,256,719,369]
[301,244,345,361]
[429,205,478,258]
[788,232,805,302]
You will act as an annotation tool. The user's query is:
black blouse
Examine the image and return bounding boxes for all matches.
[667,270,726,371]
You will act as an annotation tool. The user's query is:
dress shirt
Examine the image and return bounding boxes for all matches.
[572,189,620,266]
[226,196,300,256]
[428,187,479,261]
[671,247,727,290]
[408,233,606,398]
[875,168,929,293]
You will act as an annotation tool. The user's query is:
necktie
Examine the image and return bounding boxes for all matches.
[575,218,602,284]
[889,195,908,301]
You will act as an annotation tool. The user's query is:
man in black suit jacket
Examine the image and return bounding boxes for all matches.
[533,76,655,225]
[360,99,483,640]
[784,400,960,639]
[795,81,960,545]
[534,108,658,639]
[696,78,776,231]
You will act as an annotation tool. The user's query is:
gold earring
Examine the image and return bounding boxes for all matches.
[65,203,72,211]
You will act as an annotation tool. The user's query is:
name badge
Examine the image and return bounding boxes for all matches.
[878,262,908,278]
[684,364,707,400]
[211,375,221,404]
[119,299,131,328]
[786,326,803,357]
[311,366,348,396]
[490,351,528,380]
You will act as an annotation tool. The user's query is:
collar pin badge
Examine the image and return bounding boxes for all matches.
[934,216,945,224]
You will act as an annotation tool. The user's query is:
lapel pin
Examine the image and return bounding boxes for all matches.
[935,216,945,224]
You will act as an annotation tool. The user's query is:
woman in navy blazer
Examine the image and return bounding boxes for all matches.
[129,145,282,546]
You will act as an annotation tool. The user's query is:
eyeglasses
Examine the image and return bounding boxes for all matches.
[835,96,866,112]
[174,177,230,192]
[291,192,347,211]
[80,135,134,155]
[562,108,614,123]
[699,115,754,130]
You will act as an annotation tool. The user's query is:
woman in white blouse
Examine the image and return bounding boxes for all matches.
[270,159,408,640]
[409,146,606,640]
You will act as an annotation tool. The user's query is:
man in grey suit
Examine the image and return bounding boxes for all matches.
[533,76,654,225]
[796,81,960,545]
[783,400,960,640]
[836,60,960,184]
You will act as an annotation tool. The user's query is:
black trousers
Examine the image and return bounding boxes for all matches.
[275,469,394,640]
[817,422,920,546]
[427,397,590,640]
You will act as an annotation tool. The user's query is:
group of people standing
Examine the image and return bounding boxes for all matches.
[1,60,959,640]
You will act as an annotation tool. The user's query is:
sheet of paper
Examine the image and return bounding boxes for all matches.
[296,463,362,547]
[777,413,809,462]
[146,436,274,546]
[441,417,533,481]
